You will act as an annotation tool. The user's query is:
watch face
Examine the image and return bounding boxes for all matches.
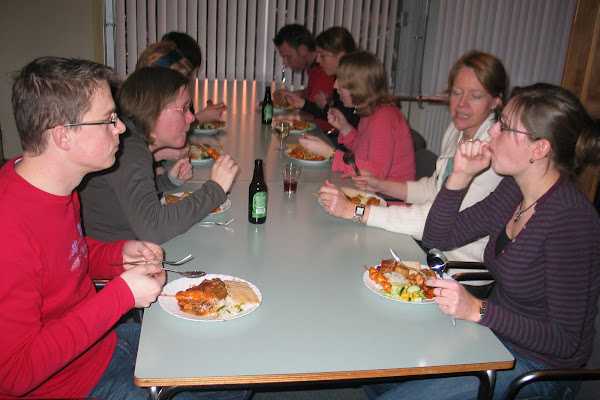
[355,205,365,217]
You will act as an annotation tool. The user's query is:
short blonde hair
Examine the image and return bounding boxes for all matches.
[335,51,393,115]
[136,41,194,79]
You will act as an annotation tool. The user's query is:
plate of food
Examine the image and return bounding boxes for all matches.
[163,192,230,215]
[340,187,387,207]
[273,97,294,114]
[363,259,436,303]
[287,119,316,134]
[192,120,226,135]
[158,274,262,321]
[210,197,231,215]
[190,144,220,165]
[285,144,331,166]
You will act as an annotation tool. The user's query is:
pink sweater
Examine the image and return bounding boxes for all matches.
[332,104,415,181]
[0,160,133,398]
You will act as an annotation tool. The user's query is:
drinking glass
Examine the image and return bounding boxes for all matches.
[274,120,291,151]
[282,163,302,196]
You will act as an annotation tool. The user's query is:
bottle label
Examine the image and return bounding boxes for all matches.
[263,105,273,122]
[252,192,267,218]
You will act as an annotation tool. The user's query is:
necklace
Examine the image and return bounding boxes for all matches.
[513,201,537,223]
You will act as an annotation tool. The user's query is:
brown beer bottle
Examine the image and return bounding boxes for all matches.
[248,159,268,224]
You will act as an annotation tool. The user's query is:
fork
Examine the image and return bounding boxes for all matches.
[114,253,194,266]
[162,267,206,278]
[342,151,361,176]
[198,218,235,227]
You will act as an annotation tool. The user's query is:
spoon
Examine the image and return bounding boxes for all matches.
[426,248,456,326]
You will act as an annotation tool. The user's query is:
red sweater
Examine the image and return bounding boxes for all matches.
[0,159,134,398]
[332,104,415,181]
[305,63,335,104]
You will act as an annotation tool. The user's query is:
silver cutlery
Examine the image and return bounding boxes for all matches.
[198,218,235,227]
[389,248,401,262]
[114,253,194,266]
[342,151,360,176]
[162,268,206,278]
[426,248,456,327]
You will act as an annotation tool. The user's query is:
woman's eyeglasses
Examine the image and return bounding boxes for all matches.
[493,109,535,137]
[64,112,120,128]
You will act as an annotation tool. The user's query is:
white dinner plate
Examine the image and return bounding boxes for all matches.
[285,146,331,166]
[362,262,436,304]
[191,121,226,136]
[289,121,316,135]
[340,187,387,207]
[190,155,213,165]
[159,274,262,322]
[161,193,229,215]
[210,197,231,215]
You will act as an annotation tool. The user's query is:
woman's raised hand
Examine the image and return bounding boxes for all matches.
[447,139,492,190]
[327,108,353,134]
[318,180,355,219]
[210,154,239,193]
[298,135,334,158]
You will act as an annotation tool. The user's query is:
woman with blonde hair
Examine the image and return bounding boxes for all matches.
[300,50,415,181]
[318,51,506,263]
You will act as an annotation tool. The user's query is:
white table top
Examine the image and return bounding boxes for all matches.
[134,80,513,388]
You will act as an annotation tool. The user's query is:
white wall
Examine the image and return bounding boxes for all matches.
[0,0,104,158]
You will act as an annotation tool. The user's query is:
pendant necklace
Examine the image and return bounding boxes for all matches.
[513,201,537,223]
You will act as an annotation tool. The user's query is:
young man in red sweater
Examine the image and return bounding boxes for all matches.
[0,57,166,398]
[273,24,335,105]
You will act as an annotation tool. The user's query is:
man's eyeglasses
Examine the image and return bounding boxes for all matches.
[64,112,120,128]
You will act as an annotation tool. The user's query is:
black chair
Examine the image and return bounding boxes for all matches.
[410,129,438,180]
[94,279,144,323]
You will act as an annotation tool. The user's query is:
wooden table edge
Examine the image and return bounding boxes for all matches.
[134,360,515,387]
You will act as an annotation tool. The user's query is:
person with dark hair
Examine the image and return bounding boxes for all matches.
[80,67,239,244]
[162,31,202,71]
[273,23,335,107]
[339,51,506,263]
[369,83,600,400]
[300,51,415,182]
[284,26,359,133]
[0,56,166,398]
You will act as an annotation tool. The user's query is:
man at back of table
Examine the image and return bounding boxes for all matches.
[0,56,167,398]
[273,23,335,105]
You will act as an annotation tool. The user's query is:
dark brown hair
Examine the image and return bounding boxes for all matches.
[273,24,315,50]
[12,56,118,155]
[136,41,194,80]
[315,27,357,55]
[118,67,189,142]
[335,51,394,115]
[162,31,202,69]
[447,50,508,103]
[508,83,600,177]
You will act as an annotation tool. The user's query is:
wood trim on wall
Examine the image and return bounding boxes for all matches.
[562,0,600,118]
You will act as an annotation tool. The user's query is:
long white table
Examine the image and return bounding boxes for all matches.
[133,80,513,399]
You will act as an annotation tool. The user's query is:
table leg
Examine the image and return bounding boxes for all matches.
[149,386,187,400]
[476,370,497,400]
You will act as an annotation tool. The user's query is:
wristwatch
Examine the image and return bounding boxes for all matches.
[352,204,366,223]
[479,300,488,322]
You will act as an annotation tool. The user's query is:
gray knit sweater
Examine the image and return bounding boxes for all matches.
[423,176,600,368]
[79,128,226,244]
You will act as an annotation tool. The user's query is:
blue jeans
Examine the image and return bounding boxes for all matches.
[364,342,579,400]
[89,323,251,400]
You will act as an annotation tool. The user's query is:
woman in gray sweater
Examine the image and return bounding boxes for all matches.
[80,67,238,244]
[369,84,600,399]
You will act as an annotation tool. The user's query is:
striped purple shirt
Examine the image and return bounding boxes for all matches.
[423,176,600,368]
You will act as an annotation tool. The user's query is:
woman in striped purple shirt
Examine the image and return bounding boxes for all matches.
[369,84,600,399]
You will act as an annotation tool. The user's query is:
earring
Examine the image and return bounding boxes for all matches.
[529,158,534,164]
